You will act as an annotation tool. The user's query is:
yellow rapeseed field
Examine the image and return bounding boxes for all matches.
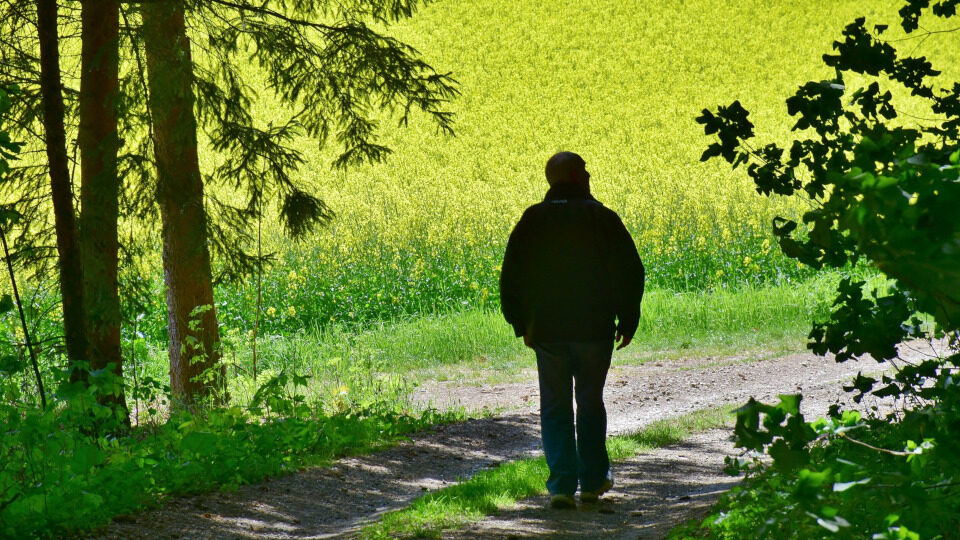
[188,0,960,328]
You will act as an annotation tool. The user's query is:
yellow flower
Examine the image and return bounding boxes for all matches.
[743,256,752,265]
[266,306,276,317]
[286,306,296,317]
[288,270,298,280]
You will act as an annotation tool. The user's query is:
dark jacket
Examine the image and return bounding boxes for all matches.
[499,182,645,342]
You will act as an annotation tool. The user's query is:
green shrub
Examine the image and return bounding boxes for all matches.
[689,1,960,536]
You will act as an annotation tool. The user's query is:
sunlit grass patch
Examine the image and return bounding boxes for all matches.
[118,272,850,419]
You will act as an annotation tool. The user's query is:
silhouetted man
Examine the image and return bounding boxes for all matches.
[500,151,644,509]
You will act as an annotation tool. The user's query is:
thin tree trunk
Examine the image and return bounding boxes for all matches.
[36,0,88,381]
[141,0,224,407]
[78,0,128,420]
[1,223,45,410]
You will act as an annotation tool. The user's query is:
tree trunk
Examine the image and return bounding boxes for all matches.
[78,0,127,419]
[36,0,88,381]
[141,0,224,407]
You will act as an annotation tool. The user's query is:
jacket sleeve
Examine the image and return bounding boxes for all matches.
[611,215,645,339]
[500,214,529,338]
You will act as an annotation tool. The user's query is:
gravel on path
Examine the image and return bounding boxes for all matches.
[89,345,918,540]
[442,374,881,540]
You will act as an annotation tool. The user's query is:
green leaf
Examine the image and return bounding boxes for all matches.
[816,517,839,533]
[797,467,832,493]
[832,477,871,492]
[81,491,104,509]
[875,175,899,188]
[72,444,105,472]
[776,393,801,416]
[0,294,14,314]
[181,431,219,455]
[769,439,809,472]
[0,354,24,374]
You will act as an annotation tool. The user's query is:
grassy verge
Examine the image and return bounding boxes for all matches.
[0,396,464,538]
[360,406,735,539]
[136,274,844,408]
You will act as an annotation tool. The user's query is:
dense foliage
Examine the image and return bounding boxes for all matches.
[1,78,453,539]
[0,364,452,537]
[684,1,960,537]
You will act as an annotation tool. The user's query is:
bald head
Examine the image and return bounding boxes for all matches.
[545,151,588,187]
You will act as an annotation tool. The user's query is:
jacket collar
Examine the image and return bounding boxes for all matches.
[544,182,595,202]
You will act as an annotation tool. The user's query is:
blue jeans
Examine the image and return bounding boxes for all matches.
[534,340,613,496]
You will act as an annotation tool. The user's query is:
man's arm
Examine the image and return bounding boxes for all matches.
[610,215,645,347]
[500,215,529,339]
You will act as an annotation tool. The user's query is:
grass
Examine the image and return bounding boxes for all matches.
[128,271,843,411]
[361,406,735,539]
[0,391,466,538]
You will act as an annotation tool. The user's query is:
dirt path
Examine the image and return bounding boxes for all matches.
[89,346,919,540]
[443,429,739,540]
[441,380,878,540]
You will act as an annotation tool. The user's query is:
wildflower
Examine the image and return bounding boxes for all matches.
[266,306,276,317]
[286,306,296,317]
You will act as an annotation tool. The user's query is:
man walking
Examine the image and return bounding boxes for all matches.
[500,151,645,509]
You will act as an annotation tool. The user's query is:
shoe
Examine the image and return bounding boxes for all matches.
[550,494,577,509]
[580,478,614,503]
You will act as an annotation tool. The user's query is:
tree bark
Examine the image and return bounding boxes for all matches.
[141,0,224,406]
[36,0,88,381]
[78,0,127,419]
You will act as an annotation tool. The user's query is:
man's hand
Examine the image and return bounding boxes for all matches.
[615,331,632,351]
[523,334,535,349]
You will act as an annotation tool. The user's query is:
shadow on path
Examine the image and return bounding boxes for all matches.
[443,430,737,540]
[88,343,923,539]
[92,414,542,539]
